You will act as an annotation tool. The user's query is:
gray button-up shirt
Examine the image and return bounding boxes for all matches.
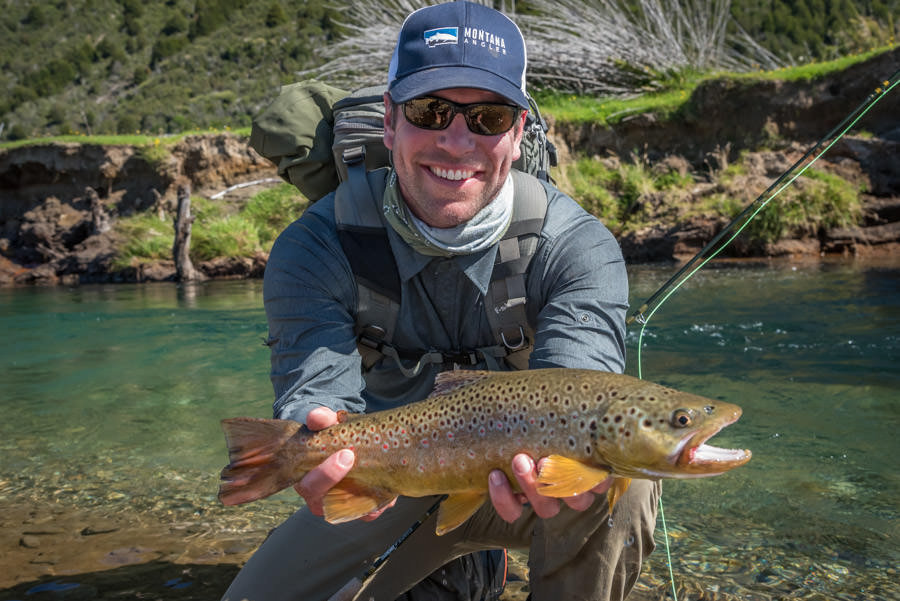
[263,180,628,424]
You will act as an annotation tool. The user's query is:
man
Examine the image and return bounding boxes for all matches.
[223,2,659,600]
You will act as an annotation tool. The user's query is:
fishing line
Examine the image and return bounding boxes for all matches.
[629,66,900,601]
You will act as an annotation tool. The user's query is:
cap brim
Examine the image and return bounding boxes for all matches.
[389,66,529,109]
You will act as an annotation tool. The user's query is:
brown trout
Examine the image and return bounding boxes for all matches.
[219,368,751,534]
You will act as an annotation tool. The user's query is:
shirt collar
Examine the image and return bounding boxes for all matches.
[385,224,498,296]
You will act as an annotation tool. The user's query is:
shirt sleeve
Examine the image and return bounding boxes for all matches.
[527,190,629,374]
[262,198,367,424]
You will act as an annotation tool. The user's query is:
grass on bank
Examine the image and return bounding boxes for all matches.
[0,127,252,151]
[113,183,307,269]
[4,46,892,149]
[534,46,894,124]
[559,150,864,245]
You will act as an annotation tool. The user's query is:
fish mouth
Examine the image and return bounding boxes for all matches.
[673,408,752,477]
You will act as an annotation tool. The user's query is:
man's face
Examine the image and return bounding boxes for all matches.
[384,88,526,229]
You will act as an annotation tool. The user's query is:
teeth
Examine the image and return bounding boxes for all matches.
[430,167,474,181]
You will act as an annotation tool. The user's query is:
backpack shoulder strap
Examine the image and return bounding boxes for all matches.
[334,168,406,372]
[336,168,549,376]
[335,167,398,301]
[482,170,548,370]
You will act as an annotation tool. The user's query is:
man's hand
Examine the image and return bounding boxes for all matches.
[293,407,395,521]
[488,453,613,522]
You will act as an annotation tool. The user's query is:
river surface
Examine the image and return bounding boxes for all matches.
[1,259,898,600]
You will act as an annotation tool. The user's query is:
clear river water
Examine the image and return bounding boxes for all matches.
[1,258,897,600]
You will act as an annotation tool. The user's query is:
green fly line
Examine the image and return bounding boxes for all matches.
[628,66,900,601]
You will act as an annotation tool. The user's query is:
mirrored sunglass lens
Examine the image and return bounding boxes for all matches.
[404,98,452,129]
[465,105,516,135]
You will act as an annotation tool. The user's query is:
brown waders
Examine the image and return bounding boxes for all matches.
[222,479,660,601]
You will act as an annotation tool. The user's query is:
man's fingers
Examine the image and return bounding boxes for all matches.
[561,492,595,512]
[488,470,525,523]
[513,454,560,519]
[305,406,339,431]
[360,497,398,522]
[590,477,614,495]
[295,449,355,515]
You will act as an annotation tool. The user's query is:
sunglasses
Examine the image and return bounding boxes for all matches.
[402,96,521,136]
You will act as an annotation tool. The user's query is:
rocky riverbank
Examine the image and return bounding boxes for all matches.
[1,49,898,287]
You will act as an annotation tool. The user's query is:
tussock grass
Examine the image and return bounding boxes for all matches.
[113,183,307,267]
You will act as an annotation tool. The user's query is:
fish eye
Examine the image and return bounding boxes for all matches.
[671,409,693,428]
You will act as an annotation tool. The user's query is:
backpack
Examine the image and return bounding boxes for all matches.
[249,81,558,375]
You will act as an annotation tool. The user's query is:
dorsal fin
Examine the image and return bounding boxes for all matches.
[431,370,494,396]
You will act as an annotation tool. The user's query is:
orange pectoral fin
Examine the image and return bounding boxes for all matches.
[322,479,398,524]
[606,477,632,514]
[535,454,611,498]
[436,492,487,536]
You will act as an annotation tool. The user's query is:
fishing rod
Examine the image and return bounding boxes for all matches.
[327,495,447,601]
[627,66,900,355]
[630,64,900,601]
[325,63,900,601]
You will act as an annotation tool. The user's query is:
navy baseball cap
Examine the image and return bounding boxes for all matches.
[387,1,528,109]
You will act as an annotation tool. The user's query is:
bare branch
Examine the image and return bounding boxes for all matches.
[299,0,787,96]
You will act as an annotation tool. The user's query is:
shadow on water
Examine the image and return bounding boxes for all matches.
[1,562,239,601]
[2,260,899,601]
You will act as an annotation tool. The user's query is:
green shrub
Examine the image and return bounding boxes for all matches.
[740,168,862,243]
[265,2,288,27]
[114,213,173,268]
[241,183,308,247]
[191,214,262,260]
[563,158,620,226]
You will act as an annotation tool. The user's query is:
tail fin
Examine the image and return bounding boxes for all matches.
[218,417,303,506]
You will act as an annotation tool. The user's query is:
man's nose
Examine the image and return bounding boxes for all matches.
[434,113,476,155]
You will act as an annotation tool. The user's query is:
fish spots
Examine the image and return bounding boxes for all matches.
[567,436,577,449]
[467,449,477,459]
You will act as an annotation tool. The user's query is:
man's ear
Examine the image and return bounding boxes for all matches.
[383,92,395,150]
[510,109,527,162]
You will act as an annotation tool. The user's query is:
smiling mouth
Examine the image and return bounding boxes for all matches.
[429,166,475,181]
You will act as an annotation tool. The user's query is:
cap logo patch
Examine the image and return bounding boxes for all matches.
[424,27,458,47]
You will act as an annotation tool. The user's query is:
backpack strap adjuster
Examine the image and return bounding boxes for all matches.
[342,145,366,166]
[500,327,527,351]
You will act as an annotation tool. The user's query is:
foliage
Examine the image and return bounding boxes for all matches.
[240,183,309,249]
[534,47,887,125]
[112,184,307,265]
[191,215,262,261]
[1,0,895,141]
[561,154,693,231]
[113,212,174,268]
[135,140,175,170]
[737,168,863,243]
